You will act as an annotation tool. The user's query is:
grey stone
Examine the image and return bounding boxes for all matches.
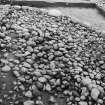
[23,62,31,68]
[38,77,47,83]
[24,100,34,105]
[82,77,91,86]
[79,101,88,105]
[2,65,11,72]
[45,83,51,91]
[13,71,20,77]
[91,88,100,100]
[25,91,32,98]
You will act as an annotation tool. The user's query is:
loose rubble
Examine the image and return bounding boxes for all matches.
[0,5,105,105]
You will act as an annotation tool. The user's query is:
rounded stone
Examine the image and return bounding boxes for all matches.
[24,100,34,105]
[38,77,47,83]
[13,71,20,77]
[2,65,11,72]
[25,91,32,98]
[79,101,88,105]
[82,77,91,86]
[45,83,51,91]
[91,88,100,100]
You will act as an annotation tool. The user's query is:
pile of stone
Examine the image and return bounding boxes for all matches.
[0,5,105,105]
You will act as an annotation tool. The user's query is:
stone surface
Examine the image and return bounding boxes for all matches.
[82,77,91,86]
[24,100,34,105]
[79,101,88,105]
[91,88,100,100]
[25,91,32,98]
[2,65,11,72]
[38,77,47,83]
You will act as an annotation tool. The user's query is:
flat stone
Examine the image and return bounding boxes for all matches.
[36,100,43,105]
[75,97,80,102]
[19,85,25,91]
[22,6,30,10]
[18,77,25,82]
[23,62,31,68]
[80,95,86,100]
[0,32,5,38]
[45,83,51,91]
[33,71,42,76]
[25,91,32,98]
[95,73,101,80]
[101,64,105,69]
[79,101,88,105]
[1,59,8,64]
[24,51,30,56]
[27,46,33,52]
[24,100,34,105]
[98,99,103,104]
[38,77,47,83]
[14,5,21,10]
[2,65,11,72]
[91,88,100,100]
[50,61,56,69]
[26,59,33,64]
[49,96,56,103]
[82,77,91,86]
[36,81,43,89]
[48,55,54,61]
[15,53,24,57]
[31,85,40,95]
[13,71,20,77]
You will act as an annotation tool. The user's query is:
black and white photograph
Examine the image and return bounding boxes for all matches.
[0,0,105,105]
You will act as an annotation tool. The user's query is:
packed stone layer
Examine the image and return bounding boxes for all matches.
[0,5,105,105]
[0,5,10,20]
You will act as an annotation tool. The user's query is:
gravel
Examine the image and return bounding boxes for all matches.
[0,5,105,105]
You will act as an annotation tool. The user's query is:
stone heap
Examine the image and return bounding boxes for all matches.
[0,5,105,105]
